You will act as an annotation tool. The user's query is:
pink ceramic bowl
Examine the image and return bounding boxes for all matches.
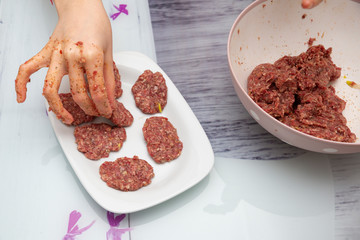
[228,0,360,154]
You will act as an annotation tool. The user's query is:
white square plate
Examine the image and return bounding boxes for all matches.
[47,51,214,213]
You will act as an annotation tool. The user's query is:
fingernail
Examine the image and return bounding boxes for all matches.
[302,0,314,9]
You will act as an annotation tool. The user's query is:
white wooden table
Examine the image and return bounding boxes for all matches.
[0,0,359,239]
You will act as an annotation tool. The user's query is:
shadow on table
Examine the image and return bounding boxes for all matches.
[205,153,334,217]
[130,171,211,225]
[131,152,334,226]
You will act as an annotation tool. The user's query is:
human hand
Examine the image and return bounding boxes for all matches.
[302,0,323,9]
[15,0,115,124]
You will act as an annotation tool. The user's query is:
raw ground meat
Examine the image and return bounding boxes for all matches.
[74,123,126,160]
[247,45,356,143]
[110,101,134,127]
[143,117,183,163]
[131,70,167,114]
[308,37,316,46]
[59,93,95,126]
[99,156,154,191]
[113,61,123,99]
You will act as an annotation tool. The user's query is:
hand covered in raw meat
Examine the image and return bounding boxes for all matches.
[15,0,116,124]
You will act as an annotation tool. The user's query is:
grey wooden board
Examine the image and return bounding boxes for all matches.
[149,0,306,160]
[149,0,360,238]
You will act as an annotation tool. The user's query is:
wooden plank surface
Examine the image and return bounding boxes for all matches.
[148,0,360,239]
[149,0,306,160]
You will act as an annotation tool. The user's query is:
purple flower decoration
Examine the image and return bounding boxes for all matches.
[110,4,129,20]
[106,211,131,240]
[63,210,95,240]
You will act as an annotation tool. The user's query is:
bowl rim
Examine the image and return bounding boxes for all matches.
[227,0,360,148]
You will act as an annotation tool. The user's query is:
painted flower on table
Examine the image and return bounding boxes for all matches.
[63,210,95,240]
[110,4,129,20]
[106,211,131,240]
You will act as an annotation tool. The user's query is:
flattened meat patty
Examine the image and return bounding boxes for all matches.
[100,156,154,191]
[113,61,123,99]
[143,117,183,163]
[132,70,167,114]
[247,45,356,142]
[59,93,95,125]
[110,101,134,127]
[74,123,126,160]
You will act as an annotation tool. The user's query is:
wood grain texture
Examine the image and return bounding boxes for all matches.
[331,154,360,240]
[149,0,306,159]
[149,1,360,239]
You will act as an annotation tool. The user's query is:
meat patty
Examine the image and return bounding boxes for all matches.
[100,156,154,191]
[110,101,134,127]
[113,61,123,99]
[131,70,167,114]
[74,123,126,160]
[143,117,183,163]
[59,93,95,126]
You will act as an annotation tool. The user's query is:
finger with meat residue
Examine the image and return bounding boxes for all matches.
[84,49,113,118]
[43,42,74,125]
[302,0,323,9]
[15,42,52,103]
